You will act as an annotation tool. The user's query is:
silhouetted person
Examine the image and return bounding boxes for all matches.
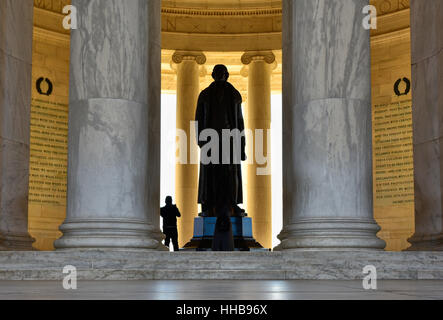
[160,196,181,251]
[195,65,247,251]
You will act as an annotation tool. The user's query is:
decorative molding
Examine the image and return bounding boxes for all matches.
[370,7,410,37]
[172,51,207,65]
[33,26,70,46]
[34,1,282,17]
[162,7,282,17]
[35,1,406,18]
[162,32,282,51]
[369,0,410,16]
[33,7,71,36]
[241,51,276,65]
[370,28,411,46]
[34,0,71,14]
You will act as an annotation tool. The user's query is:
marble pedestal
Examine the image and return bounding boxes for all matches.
[183,217,265,251]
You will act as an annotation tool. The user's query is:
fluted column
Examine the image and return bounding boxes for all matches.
[54,0,165,250]
[276,0,385,250]
[408,0,443,251]
[172,51,206,248]
[0,0,35,250]
[241,51,274,249]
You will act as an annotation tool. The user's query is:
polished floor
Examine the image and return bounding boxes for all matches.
[0,280,442,300]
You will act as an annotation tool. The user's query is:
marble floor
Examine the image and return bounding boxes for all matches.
[0,280,442,300]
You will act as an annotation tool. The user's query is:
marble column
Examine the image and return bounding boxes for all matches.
[172,51,206,248]
[0,0,35,250]
[407,0,443,251]
[241,51,274,249]
[54,0,165,250]
[276,0,385,250]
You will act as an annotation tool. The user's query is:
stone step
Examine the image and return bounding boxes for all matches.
[0,269,285,281]
[1,251,443,280]
[0,267,438,281]
[3,251,443,262]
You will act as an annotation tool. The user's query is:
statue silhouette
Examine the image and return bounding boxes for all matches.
[195,65,247,251]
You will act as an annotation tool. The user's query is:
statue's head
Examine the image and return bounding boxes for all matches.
[212,64,229,82]
[165,196,172,205]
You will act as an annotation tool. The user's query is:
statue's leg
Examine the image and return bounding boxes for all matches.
[212,205,234,251]
[199,203,217,217]
[233,205,247,217]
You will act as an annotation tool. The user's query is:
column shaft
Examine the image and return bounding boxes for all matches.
[242,52,274,249]
[54,0,164,250]
[0,0,35,250]
[408,0,443,250]
[173,52,205,248]
[277,0,385,250]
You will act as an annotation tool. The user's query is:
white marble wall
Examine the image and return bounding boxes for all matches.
[408,0,443,250]
[277,0,385,250]
[54,0,165,250]
[0,0,35,250]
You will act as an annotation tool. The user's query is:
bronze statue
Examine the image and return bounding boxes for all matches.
[195,65,247,251]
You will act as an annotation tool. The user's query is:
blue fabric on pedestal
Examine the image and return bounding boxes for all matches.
[193,217,253,239]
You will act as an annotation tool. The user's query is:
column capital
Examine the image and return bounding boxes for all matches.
[172,50,207,65]
[241,51,275,65]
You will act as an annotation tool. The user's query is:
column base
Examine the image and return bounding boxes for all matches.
[54,219,167,251]
[0,232,35,251]
[406,234,443,251]
[274,218,386,251]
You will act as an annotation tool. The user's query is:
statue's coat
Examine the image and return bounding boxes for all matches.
[195,81,245,207]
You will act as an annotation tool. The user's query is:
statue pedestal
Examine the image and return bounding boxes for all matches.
[183,217,265,251]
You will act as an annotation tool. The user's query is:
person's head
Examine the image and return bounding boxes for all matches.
[212,64,229,82]
[165,196,172,205]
